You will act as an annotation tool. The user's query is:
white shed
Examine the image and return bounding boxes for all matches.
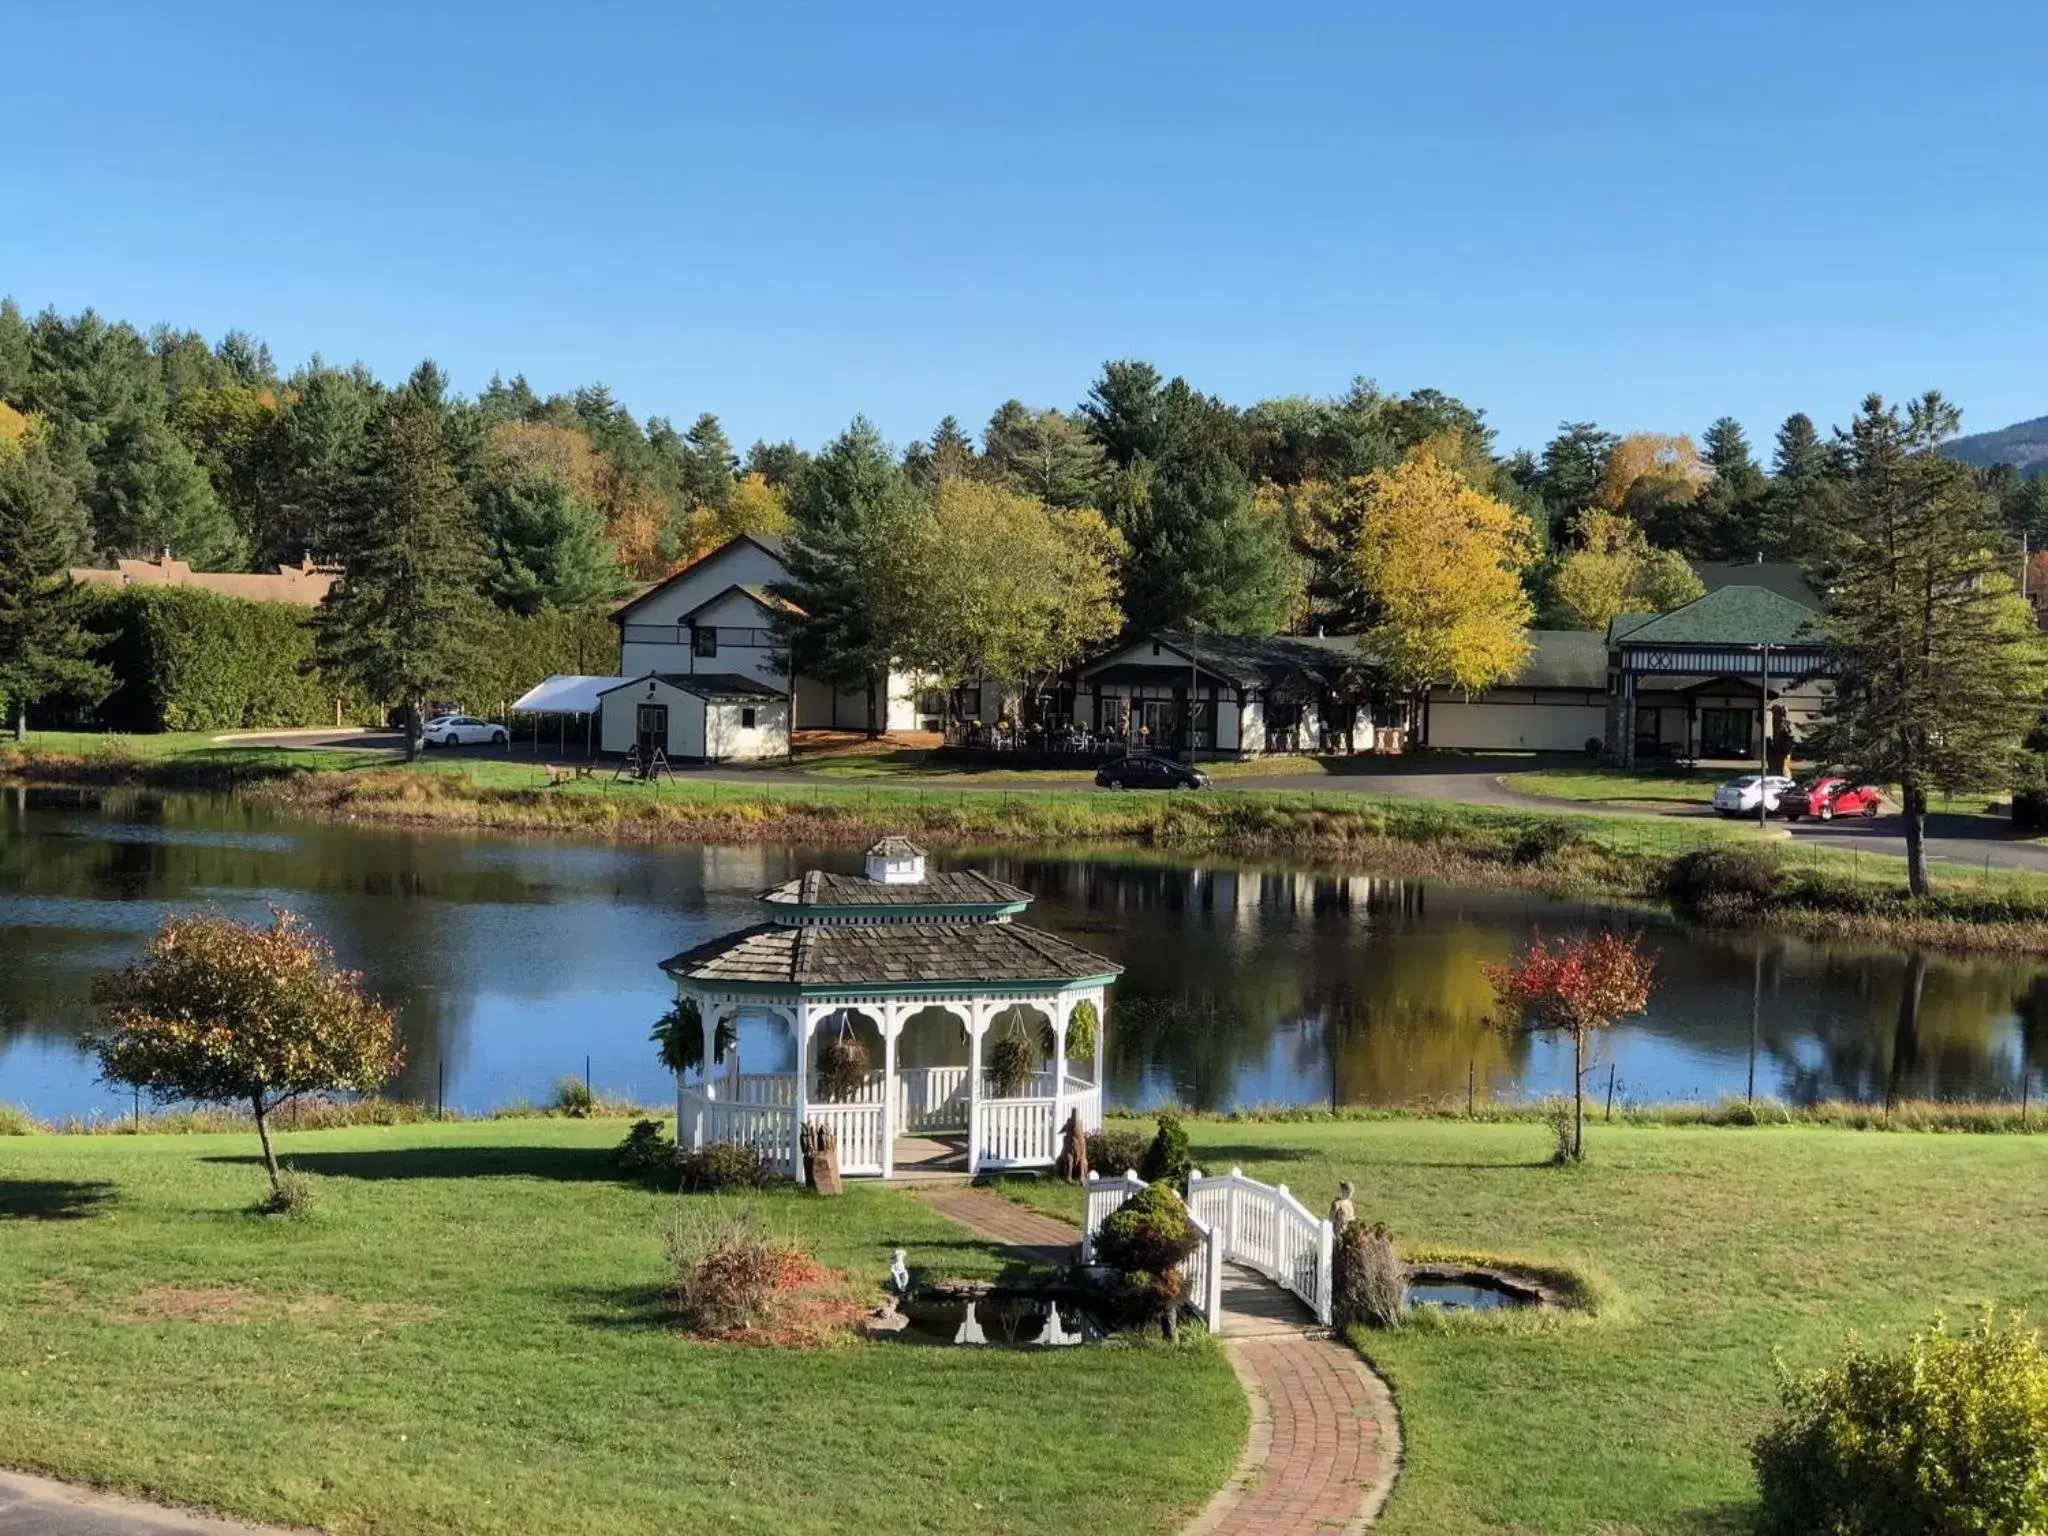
[597,673,790,763]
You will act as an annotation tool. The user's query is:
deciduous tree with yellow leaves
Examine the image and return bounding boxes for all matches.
[1550,510,1704,631]
[1342,447,1536,708]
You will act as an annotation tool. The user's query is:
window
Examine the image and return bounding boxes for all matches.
[692,626,718,658]
[740,707,757,729]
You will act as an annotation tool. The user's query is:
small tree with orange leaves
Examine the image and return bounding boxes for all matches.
[93,910,402,1201]
[1488,931,1654,1163]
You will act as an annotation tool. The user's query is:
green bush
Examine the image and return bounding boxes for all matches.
[1088,1126,1150,1178]
[2013,787,2048,833]
[1139,1109,1192,1185]
[1511,818,1585,866]
[681,1141,776,1193]
[1665,846,1780,924]
[1753,1310,2048,1536]
[1093,1182,1201,1339]
[615,1118,682,1177]
[551,1075,597,1117]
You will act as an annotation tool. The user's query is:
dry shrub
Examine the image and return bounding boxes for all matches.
[1334,1221,1407,1331]
[665,1204,818,1337]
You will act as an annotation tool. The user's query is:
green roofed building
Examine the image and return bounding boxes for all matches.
[1604,583,1829,767]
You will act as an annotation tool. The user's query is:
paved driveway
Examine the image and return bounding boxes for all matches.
[0,1471,292,1535]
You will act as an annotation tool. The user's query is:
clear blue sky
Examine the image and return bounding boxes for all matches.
[6,1,2043,458]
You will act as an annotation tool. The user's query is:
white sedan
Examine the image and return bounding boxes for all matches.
[1712,773,1795,816]
[423,714,509,748]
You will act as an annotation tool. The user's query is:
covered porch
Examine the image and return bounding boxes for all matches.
[673,988,1108,1180]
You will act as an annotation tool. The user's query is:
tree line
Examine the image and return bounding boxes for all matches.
[2,300,2046,819]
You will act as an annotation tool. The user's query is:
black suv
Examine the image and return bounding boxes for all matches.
[1094,753,1210,790]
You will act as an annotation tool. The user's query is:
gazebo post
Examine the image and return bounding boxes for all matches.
[966,1000,987,1174]
[880,1003,900,1181]
[1050,1004,1069,1156]
[699,1004,718,1106]
[1093,988,1106,1109]
[793,1001,813,1182]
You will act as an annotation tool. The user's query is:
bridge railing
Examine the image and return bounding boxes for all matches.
[1188,1167,1335,1326]
[1080,1169,1223,1335]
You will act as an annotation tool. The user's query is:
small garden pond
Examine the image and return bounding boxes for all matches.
[1404,1265,1549,1312]
[871,1286,1118,1348]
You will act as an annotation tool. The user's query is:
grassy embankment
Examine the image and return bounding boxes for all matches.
[1001,1114,2048,1536]
[10,731,2048,951]
[0,1119,1244,1536]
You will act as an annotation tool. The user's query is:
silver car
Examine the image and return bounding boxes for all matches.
[1711,773,1794,816]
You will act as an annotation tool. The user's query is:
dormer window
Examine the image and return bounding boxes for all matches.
[692,626,718,658]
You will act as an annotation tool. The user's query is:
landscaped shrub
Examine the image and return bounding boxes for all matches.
[1088,1125,1150,1177]
[1752,1310,2048,1536]
[665,1204,816,1336]
[1093,1182,1202,1340]
[87,587,362,732]
[1139,1109,1193,1185]
[1333,1221,1406,1331]
[615,1118,683,1177]
[681,1141,776,1193]
[1665,846,1781,924]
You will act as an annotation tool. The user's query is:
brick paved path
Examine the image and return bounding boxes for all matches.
[911,1189,1401,1534]
[911,1186,1082,1264]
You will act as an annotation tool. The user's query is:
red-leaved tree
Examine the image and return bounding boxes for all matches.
[1488,930,1655,1163]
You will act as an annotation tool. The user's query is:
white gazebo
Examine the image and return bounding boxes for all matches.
[662,838,1120,1179]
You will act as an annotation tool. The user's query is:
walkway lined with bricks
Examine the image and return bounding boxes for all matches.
[911,1188,1401,1534]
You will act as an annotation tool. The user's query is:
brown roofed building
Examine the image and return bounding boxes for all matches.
[68,555,339,607]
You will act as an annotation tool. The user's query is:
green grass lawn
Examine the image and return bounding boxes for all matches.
[1006,1116,2048,1535]
[0,1121,1243,1535]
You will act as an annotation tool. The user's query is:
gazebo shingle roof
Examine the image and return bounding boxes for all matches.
[661,921,1119,987]
[759,869,1032,908]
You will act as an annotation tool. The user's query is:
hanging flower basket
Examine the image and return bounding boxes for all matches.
[985,1031,1040,1099]
[815,1029,871,1103]
[1042,1000,1097,1064]
[652,999,737,1074]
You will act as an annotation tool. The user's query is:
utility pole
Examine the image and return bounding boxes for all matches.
[1756,640,1772,831]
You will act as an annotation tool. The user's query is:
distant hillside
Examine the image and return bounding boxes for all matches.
[1948,415,2048,475]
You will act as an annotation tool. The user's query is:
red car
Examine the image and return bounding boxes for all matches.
[1778,777,1884,821]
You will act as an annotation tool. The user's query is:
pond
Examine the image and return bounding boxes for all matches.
[3,786,2045,1121]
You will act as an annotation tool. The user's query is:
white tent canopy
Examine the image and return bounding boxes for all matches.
[510,675,620,715]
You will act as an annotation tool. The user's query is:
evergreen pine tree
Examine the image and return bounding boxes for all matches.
[1807,394,2048,894]
[314,395,491,758]
[681,412,738,513]
[1696,415,1768,557]
[774,419,925,736]
[89,412,245,569]
[0,431,109,738]
[1764,412,1840,563]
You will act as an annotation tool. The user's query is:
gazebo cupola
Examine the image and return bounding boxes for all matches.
[662,839,1120,1179]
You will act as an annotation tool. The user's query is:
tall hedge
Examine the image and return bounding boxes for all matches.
[90,588,351,732]
[85,587,618,732]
